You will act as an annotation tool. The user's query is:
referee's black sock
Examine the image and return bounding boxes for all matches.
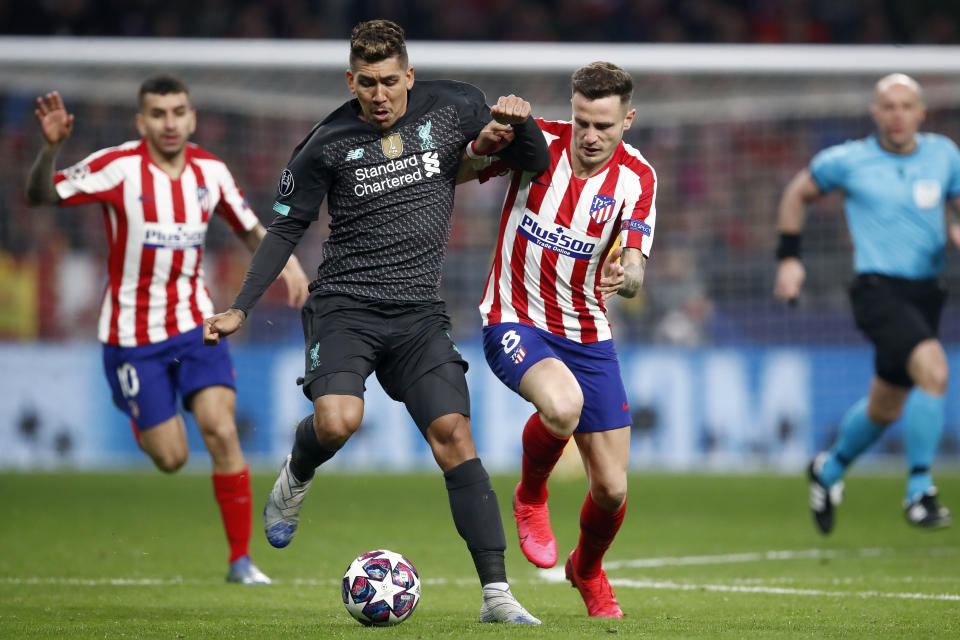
[290,414,338,482]
[444,457,508,585]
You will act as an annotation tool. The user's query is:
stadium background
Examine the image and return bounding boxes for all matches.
[2,1,960,472]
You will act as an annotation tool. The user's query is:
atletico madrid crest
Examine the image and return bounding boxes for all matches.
[589,194,617,224]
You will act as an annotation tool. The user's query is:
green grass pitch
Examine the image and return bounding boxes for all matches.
[1,470,958,638]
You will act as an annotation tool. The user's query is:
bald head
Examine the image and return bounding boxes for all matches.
[870,73,926,155]
[874,73,923,100]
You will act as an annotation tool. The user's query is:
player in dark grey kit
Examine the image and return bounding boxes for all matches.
[203,20,549,623]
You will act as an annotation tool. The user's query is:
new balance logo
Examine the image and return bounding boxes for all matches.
[345,148,364,161]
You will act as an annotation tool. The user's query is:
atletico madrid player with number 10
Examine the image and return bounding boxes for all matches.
[25,75,310,584]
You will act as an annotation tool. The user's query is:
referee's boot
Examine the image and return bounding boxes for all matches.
[808,452,844,535]
[904,487,952,529]
[263,454,313,548]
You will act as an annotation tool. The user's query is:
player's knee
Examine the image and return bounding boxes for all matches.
[426,414,476,468]
[538,392,583,436]
[918,361,949,395]
[314,410,362,449]
[152,450,188,473]
[591,481,627,512]
[197,417,239,448]
[427,413,471,446]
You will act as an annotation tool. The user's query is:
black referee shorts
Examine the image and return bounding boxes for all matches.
[849,273,946,388]
[299,293,470,428]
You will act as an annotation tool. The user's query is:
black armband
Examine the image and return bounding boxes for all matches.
[776,233,802,260]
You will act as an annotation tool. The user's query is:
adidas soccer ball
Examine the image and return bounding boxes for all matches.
[341,549,420,626]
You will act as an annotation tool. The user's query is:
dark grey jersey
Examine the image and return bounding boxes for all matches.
[274,80,490,302]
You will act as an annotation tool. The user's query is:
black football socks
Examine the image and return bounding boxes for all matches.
[444,457,508,585]
[289,414,338,482]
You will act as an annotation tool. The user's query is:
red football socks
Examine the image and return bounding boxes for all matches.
[574,492,627,579]
[517,412,570,504]
[212,464,252,563]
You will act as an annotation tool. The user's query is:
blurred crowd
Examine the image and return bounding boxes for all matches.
[4,1,960,345]
[3,0,959,44]
[5,80,960,345]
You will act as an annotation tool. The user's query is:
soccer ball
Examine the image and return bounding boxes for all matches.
[341,549,420,626]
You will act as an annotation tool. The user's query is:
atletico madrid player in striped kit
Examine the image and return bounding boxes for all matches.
[463,61,657,618]
[25,75,310,584]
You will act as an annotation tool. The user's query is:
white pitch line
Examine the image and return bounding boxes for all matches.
[7,575,957,602]
[2,577,185,586]
[600,547,958,569]
[535,547,960,602]
[608,578,960,602]
[7,546,960,603]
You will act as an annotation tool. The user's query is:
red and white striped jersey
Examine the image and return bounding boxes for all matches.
[477,118,657,343]
[54,140,260,346]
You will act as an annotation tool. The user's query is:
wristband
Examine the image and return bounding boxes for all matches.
[775,233,801,260]
[464,139,485,160]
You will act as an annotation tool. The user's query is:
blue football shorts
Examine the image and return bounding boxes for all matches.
[481,322,631,433]
[102,325,236,430]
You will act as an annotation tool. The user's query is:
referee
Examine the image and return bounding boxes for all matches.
[775,73,959,534]
[204,20,549,623]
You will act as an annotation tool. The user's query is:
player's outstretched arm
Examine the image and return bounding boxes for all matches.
[490,94,532,125]
[457,119,515,184]
[598,246,625,301]
[615,247,645,300]
[774,169,821,302]
[203,308,245,346]
[489,95,550,175]
[25,91,74,206]
[278,255,310,307]
[217,215,310,342]
[238,224,310,307]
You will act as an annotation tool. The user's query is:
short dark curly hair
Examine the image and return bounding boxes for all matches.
[349,19,408,69]
[571,61,633,106]
[138,74,190,109]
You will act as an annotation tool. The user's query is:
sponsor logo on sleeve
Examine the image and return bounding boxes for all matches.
[272,201,291,216]
[278,169,295,197]
[622,218,652,236]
